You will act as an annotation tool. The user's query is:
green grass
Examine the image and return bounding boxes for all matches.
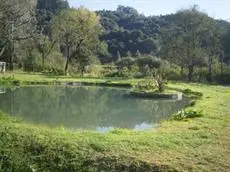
[1,73,230,171]
[1,72,138,84]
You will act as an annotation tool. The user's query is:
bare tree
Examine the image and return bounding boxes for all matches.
[0,0,37,70]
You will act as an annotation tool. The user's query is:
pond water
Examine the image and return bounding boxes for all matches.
[0,86,189,132]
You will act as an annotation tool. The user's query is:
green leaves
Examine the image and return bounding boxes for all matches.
[172,109,203,121]
[52,8,105,74]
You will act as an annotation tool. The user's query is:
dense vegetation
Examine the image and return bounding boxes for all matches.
[98,6,230,83]
[1,1,230,83]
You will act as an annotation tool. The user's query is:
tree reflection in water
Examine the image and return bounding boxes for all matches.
[0,86,189,132]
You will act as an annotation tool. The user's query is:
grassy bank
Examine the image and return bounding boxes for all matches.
[1,73,230,171]
[0,72,137,84]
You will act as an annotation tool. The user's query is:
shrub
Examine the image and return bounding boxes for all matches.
[0,77,19,85]
[119,67,130,78]
[164,65,183,81]
[215,65,230,84]
[116,57,136,69]
[137,55,162,69]
[172,109,203,121]
[182,89,203,98]
[133,79,156,92]
[85,65,104,77]
[23,50,42,72]
[154,74,167,92]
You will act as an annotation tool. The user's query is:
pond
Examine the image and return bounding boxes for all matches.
[0,86,189,132]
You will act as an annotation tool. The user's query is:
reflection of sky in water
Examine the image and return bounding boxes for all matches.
[134,122,157,131]
[0,86,5,94]
[96,123,157,133]
[96,126,115,133]
[0,86,189,132]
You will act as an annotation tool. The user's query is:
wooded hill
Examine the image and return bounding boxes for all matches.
[1,0,230,83]
[98,6,230,62]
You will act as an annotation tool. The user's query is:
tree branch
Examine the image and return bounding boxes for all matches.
[0,46,6,57]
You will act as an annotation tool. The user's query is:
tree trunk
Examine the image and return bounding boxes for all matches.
[188,64,194,82]
[180,65,184,78]
[220,51,224,77]
[81,68,84,77]
[64,46,70,75]
[220,60,223,77]
[9,46,14,71]
[63,39,84,75]
[9,60,13,71]
[208,58,213,83]
[42,51,45,69]
[64,58,70,75]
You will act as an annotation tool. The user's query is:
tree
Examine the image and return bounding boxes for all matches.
[117,51,121,61]
[0,0,36,70]
[34,34,57,69]
[177,7,205,81]
[52,7,104,75]
[162,7,211,81]
[139,38,157,54]
[37,0,69,13]
[202,19,220,82]
[36,0,69,35]
[137,55,162,71]
[116,57,135,70]
[221,28,230,63]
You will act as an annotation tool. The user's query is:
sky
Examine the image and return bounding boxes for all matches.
[68,0,230,21]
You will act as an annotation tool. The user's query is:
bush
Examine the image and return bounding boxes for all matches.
[133,79,156,92]
[103,64,119,77]
[42,51,66,75]
[23,50,43,72]
[85,65,104,77]
[116,57,136,69]
[182,89,203,98]
[172,109,203,121]
[215,65,230,84]
[164,65,183,81]
[119,67,130,78]
[154,74,167,92]
[0,77,19,85]
[193,67,209,83]
[137,55,162,71]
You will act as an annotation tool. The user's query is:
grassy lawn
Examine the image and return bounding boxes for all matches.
[1,72,138,84]
[0,73,230,171]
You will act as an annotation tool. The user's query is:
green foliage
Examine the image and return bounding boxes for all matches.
[118,67,130,78]
[37,0,69,13]
[98,6,161,59]
[133,79,156,92]
[137,55,162,70]
[36,0,69,36]
[215,65,230,84]
[0,0,37,70]
[172,109,203,121]
[48,52,65,71]
[52,7,104,74]
[0,77,19,86]
[116,57,135,69]
[154,74,167,93]
[182,89,203,98]
[163,65,183,81]
[23,50,43,72]
[84,64,104,77]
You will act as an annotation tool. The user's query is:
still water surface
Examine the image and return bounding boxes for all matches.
[0,86,189,132]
